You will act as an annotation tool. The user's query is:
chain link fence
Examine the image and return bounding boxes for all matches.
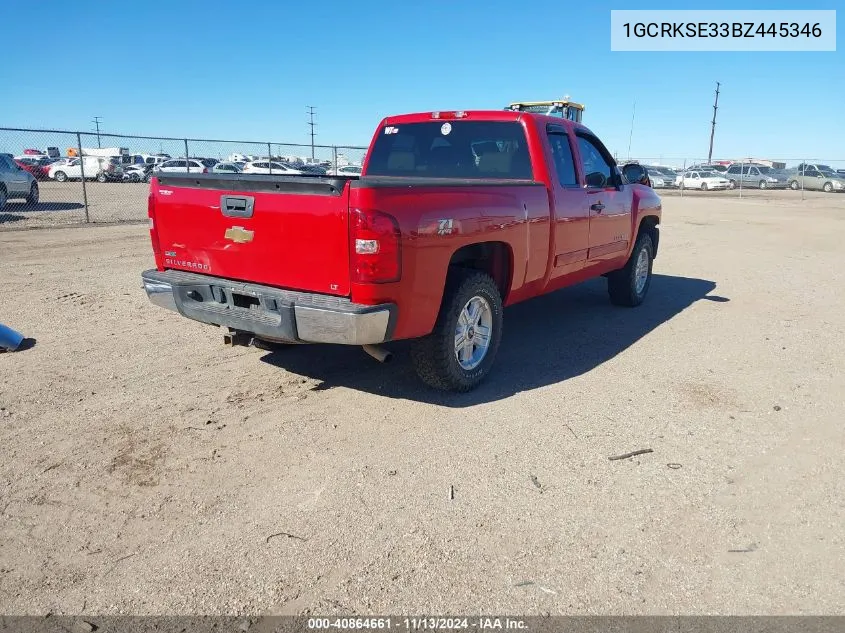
[3,125,844,230]
[626,156,845,199]
[0,126,367,229]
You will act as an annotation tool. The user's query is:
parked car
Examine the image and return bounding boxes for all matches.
[722,164,789,189]
[794,163,834,174]
[48,156,123,182]
[298,164,328,175]
[688,163,728,173]
[241,161,303,175]
[327,165,363,177]
[787,169,845,193]
[123,164,149,182]
[141,109,662,391]
[129,154,171,167]
[154,159,210,174]
[677,170,730,190]
[212,161,243,174]
[14,156,52,180]
[0,153,39,209]
[647,166,678,188]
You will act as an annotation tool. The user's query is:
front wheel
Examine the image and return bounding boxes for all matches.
[728,180,736,190]
[759,180,767,189]
[789,180,799,190]
[26,183,39,205]
[411,270,503,392]
[96,172,107,183]
[823,182,833,193]
[607,234,654,307]
[701,182,708,191]
[54,171,67,182]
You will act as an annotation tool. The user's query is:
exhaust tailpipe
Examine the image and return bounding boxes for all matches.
[363,344,392,363]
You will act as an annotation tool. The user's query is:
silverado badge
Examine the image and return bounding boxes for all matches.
[224,226,254,244]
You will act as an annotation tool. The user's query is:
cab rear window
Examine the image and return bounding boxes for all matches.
[366,121,534,180]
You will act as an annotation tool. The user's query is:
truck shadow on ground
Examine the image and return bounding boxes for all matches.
[259,274,723,407]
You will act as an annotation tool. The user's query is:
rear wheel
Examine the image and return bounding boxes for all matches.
[759,180,767,189]
[700,182,708,191]
[789,180,799,190]
[54,171,67,182]
[411,270,503,392]
[96,172,107,183]
[26,183,39,205]
[728,180,736,190]
[607,234,654,307]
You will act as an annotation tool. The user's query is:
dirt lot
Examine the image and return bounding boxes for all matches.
[1,192,844,616]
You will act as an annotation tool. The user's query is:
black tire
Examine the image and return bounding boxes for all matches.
[411,270,503,392]
[54,171,67,182]
[728,180,736,190]
[823,182,833,193]
[789,180,799,190]
[96,172,107,183]
[0,187,7,210]
[701,182,708,191]
[26,183,39,205]
[607,233,654,307]
[759,180,767,189]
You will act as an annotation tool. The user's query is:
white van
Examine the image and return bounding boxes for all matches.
[48,156,124,182]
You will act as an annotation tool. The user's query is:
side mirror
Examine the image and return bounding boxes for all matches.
[621,163,649,186]
[584,171,607,188]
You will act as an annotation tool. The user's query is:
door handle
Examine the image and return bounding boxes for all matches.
[590,203,605,212]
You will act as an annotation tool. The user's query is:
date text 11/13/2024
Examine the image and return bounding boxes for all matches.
[307,617,528,630]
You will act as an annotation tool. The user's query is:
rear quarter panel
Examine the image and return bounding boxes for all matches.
[349,181,551,340]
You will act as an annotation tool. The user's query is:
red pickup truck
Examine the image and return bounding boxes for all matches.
[142,110,661,391]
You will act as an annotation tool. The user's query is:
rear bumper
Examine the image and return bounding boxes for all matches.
[141,269,396,345]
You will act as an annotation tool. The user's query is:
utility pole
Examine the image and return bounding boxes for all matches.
[707,82,720,164]
[307,106,316,160]
[92,116,102,148]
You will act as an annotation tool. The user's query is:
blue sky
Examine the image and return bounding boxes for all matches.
[0,0,841,160]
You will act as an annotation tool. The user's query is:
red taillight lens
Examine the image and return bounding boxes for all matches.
[147,191,163,267]
[202,167,208,173]
[350,208,401,283]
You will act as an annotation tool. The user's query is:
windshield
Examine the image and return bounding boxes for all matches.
[700,171,719,178]
[819,170,838,177]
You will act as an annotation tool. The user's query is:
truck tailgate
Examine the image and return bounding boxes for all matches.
[151,174,352,297]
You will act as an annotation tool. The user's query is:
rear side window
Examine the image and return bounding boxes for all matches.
[546,128,577,187]
[367,121,534,180]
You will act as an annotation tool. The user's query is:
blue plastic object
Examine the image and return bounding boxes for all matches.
[0,324,24,352]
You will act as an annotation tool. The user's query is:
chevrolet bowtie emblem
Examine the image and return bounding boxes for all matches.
[224,226,254,243]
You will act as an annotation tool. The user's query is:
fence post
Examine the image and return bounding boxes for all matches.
[680,159,686,198]
[738,160,744,198]
[76,132,90,223]
[801,161,805,201]
[332,146,338,174]
[183,139,189,173]
[268,143,273,174]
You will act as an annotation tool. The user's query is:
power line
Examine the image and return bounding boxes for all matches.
[707,82,720,164]
[92,116,102,148]
[307,106,316,160]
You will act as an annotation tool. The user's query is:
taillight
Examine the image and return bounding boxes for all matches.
[202,167,208,174]
[350,208,401,283]
[147,191,163,268]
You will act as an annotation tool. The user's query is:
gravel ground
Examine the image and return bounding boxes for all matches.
[1,193,843,616]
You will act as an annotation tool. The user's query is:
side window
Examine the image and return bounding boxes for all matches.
[546,129,578,187]
[749,167,759,176]
[575,134,614,188]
